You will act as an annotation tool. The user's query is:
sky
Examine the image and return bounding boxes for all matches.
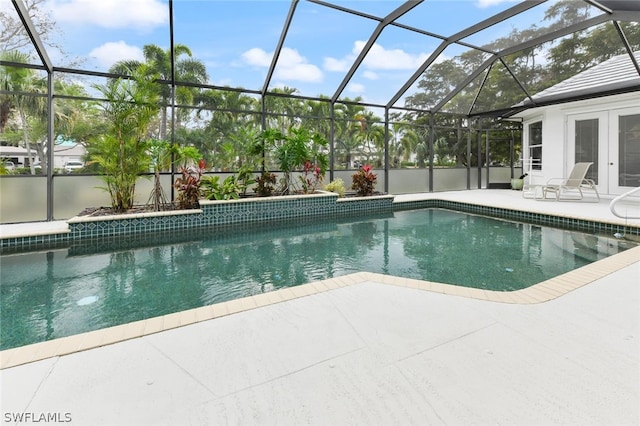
[7,0,561,107]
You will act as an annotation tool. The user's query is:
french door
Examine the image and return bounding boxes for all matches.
[609,107,640,194]
[568,107,640,196]
[567,111,607,194]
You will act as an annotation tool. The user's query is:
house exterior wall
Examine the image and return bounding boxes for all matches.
[53,144,87,170]
[516,92,640,196]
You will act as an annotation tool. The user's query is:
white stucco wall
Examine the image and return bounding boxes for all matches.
[515,92,640,195]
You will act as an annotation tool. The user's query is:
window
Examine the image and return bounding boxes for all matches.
[528,121,542,170]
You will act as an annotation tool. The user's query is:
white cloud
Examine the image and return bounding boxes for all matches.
[241,47,323,83]
[347,83,365,94]
[476,0,518,8]
[51,0,167,30]
[277,62,323,82]
[323,57,350,72]
[241,48,271,67]
[89,41,143,68]
[359,41,430,70]
[324,41,429,73]
[363,71,379,80]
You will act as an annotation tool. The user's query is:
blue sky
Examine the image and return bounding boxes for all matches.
[9,0,562,106]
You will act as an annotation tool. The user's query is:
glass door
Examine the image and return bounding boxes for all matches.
[610,108,640,194]
[567,112,607,194]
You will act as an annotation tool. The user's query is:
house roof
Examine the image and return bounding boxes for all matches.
[0,146,36,156]
[53,144,86,157]
[515,51,640,108]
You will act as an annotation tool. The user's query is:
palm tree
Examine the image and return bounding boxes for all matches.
[264,86,304,132]
[333,99,366,169]
[353,109,385,166]
[109,44,208,141]
[0,50,46,174]
[90,66,160,212]
[389,116,419,168]
[196,88,260,169]
[301,96,332,140]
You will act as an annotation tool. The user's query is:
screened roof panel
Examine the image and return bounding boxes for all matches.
[459,0,602,52]
[2,0,639,119]
[619,21,640,48]
[439,71,490,115]
[0,0,41,66]
[321,0,401,18]
[268,0,379,98]
[516,50,640,107]
[174,1,289,90]
[499,21,640,106]
[394,44,493,110]
[393,0,517,39]
[469,60,528,114]
[341,25,440,105]
[37,0,170,73]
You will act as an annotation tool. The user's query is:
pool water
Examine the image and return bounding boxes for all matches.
[1,208,636,350]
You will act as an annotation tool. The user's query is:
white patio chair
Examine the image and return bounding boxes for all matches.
[538,162,600,201]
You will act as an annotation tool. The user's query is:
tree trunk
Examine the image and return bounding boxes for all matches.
[19,109,35,175]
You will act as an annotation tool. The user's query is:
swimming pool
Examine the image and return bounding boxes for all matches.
[1,208,636,350]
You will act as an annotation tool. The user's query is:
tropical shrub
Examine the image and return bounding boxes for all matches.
[299,161,323,194]
[90,66,160,212]
[258,126,328,194]
[236,165,256,196]
[174,159,206,209]
[323,178,345,197]
[352,164,377,196]
[201,175,241,200]
[254,171,277,197]
[147,141,201,211]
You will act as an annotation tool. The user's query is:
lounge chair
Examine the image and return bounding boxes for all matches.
[538,162,600,201]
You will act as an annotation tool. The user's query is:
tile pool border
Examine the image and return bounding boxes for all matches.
[393,198,639,237]
[2,196,638,253]
[0,193,396,252]
[2,244,639,370]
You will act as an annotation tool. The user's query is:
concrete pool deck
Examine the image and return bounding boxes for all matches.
[1,190,639,425]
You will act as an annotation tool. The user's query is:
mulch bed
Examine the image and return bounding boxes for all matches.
[76,192,387,217]
[77,203,181,217]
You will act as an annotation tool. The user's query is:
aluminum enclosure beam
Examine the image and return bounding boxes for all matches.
[11,0,52,73]
[262,0,299,95]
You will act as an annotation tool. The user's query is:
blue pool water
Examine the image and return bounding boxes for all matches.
[1,208,636,350]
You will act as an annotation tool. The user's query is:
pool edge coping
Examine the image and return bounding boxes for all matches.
[2,244,638,371]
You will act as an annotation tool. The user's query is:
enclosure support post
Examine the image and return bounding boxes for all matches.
[485,129,490,188]
[329,102,335,182]
[467,120,472,190]
[476,126,482,189]
[509,129,515,178]
[169,0,176,202]
[384,108,389,194]
[428,113,434,192]
[46,71,54,221]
